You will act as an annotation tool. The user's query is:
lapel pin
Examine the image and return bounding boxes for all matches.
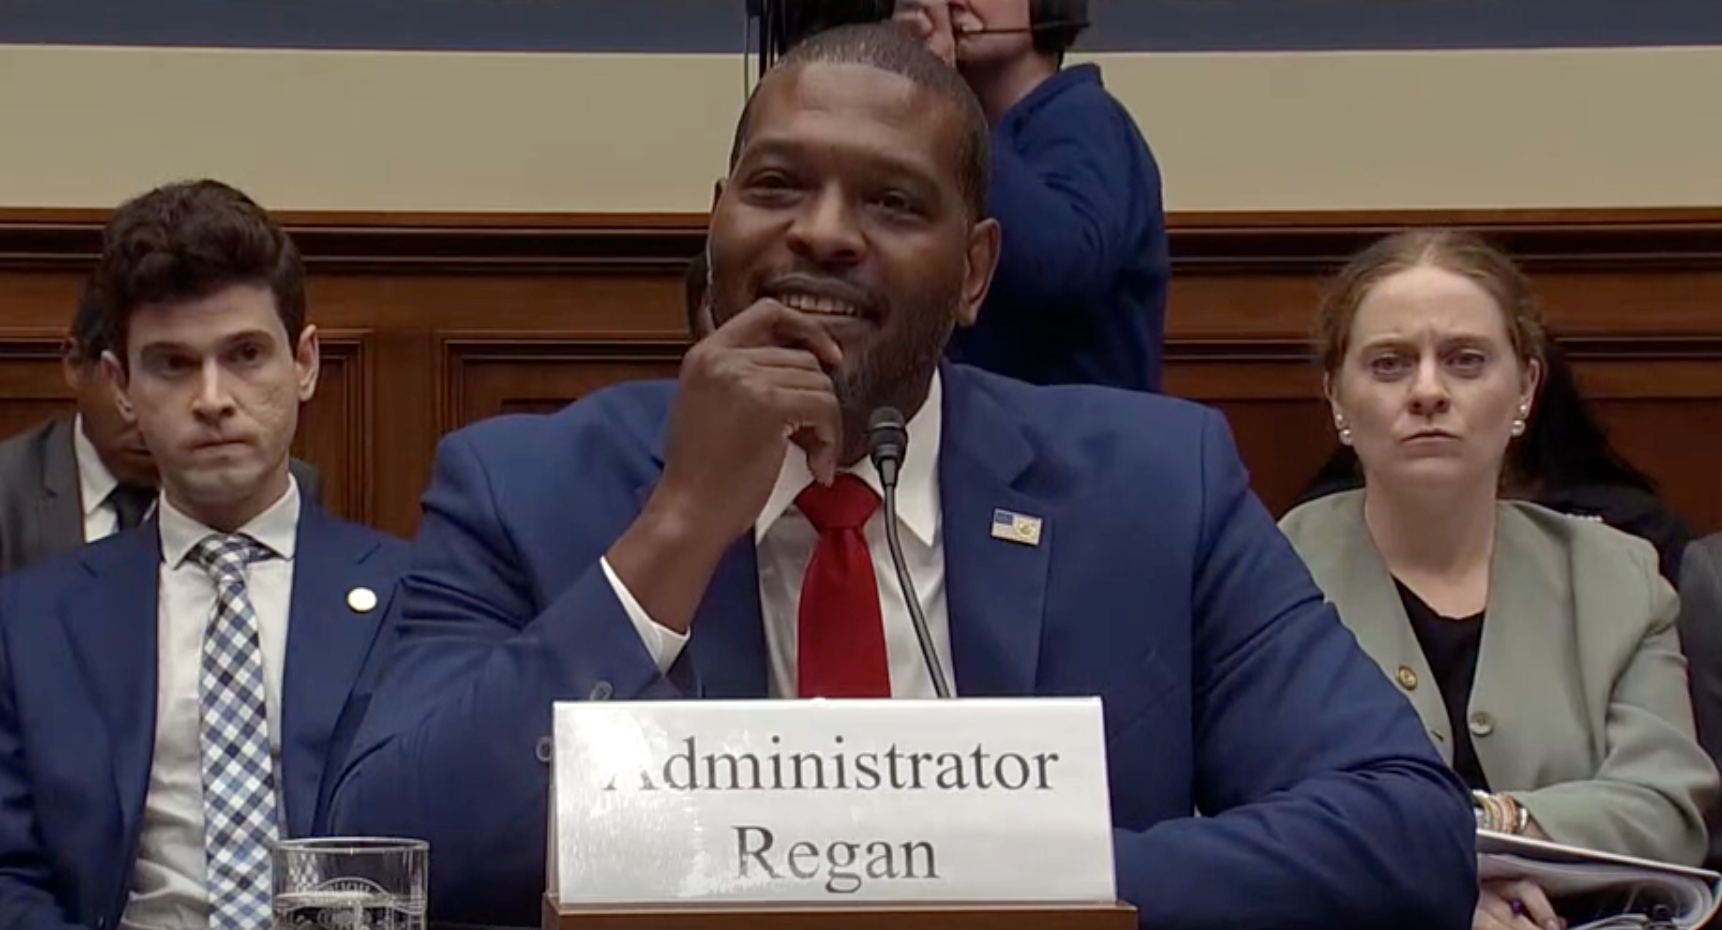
[347,587,378,613]
[990,509,1043,547]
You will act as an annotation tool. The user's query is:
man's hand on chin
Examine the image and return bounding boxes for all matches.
[606,299,845,634]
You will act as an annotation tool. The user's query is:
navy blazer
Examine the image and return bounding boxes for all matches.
[332,365,1477,930]
[0,504,409,929]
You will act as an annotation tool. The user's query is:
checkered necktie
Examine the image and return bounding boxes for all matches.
[190,533,279,930]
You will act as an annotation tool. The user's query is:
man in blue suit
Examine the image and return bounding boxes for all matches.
[0,180,409,930]
[333,25,1477,930]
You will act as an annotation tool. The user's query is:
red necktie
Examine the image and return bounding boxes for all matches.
[794,474,892,698]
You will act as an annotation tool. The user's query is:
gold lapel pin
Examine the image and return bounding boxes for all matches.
[347,587,379,613]
[990,509,1043,547]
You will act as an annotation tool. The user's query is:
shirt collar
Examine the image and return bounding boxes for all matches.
[72,414,120,518]
[1001,64,1102,128]
[755,370,942,547]
[159,475,302,568]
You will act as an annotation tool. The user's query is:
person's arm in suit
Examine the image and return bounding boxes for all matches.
[1510,559,1718,865]
[328,429,676,923]
[1679,539,1722,869]
[1114,412,1478,930]
[1679,541,1722,784]
[0,585,85,930]
[986,91,1164,313]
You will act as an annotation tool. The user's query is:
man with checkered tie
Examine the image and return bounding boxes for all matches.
[0,180,411,930]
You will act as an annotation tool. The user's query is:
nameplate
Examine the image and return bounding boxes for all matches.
[547,699,1116,906]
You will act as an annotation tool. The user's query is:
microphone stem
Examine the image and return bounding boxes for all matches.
[882,481,952,699]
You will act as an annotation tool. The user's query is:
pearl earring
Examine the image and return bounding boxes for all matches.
[1511,403,1529,437]
[1335,416,1353,446]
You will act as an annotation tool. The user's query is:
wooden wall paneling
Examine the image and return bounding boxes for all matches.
[1565,338,1722,543]
[4,207,1722,539]
[1161,341,1332,518]
[0,330,73,440]
[438,333,688,432]
[292,331,374,525]
[1161,211,1722,534]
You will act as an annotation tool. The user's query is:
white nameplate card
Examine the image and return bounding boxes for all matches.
[548,698,1116,906]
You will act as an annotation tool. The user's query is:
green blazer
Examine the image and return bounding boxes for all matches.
[1281,490,1718,866]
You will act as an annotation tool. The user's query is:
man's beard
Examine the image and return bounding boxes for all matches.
[829,279,963,466]
[708,259,967,466]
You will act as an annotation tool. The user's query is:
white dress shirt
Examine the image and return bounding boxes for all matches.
[602,372,956,699]
[72,413,122,543]
[121,480,300,930]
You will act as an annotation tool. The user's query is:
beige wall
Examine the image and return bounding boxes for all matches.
[1,42,1718,213]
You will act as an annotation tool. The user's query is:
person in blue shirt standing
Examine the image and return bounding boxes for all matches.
[896,0,1169,392]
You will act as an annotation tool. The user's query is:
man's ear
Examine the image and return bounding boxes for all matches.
[294,325,322,403]
[955,217,1002,329]
[711,178,726,211]
[99,350,136,424]
[60,337,84,392]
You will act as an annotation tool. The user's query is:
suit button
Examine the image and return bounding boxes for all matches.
[1469,711,1495,737]
[589,681,614,701]
[536,736,554,764]
[1396,666,1418,691]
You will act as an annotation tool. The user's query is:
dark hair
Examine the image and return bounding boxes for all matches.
[1316,228,1546,377]
[684,248,709,334]
[1514,340,1656,493]
[93,179,305,364]
[729,22,992,220]
[1032,0,1090,57]
[67,280,112,363]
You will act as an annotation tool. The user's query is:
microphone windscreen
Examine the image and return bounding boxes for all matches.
[867,407,909,470]
[868,406,907,435]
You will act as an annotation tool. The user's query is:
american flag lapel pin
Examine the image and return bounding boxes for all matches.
[991,509,1043,547]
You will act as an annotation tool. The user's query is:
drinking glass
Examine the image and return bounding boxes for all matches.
[271,837,428,930]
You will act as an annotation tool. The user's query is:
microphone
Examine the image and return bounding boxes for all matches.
[868,407,953,699]
[956,20,1089,35]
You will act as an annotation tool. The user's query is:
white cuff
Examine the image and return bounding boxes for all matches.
[600,556,690,674]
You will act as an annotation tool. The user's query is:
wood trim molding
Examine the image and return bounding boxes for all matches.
[1166,207,1722,230]
[0,327,375,521]
[436,332,690,434]
[5,207,1721,274]
[7,206,1719,227]
[0,211,712,274]
[0,330,64,360]
[1167,210,1722,273]
[315,331,374,524]
[1165,335,1722,364]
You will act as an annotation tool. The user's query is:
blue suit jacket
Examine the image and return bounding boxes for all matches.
[332,365,1477,930]
[0,505,410,930]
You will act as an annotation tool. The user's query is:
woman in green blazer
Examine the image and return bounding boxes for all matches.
[1279,229,1717,929]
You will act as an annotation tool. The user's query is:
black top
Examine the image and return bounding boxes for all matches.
[1396,579,1491,792]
